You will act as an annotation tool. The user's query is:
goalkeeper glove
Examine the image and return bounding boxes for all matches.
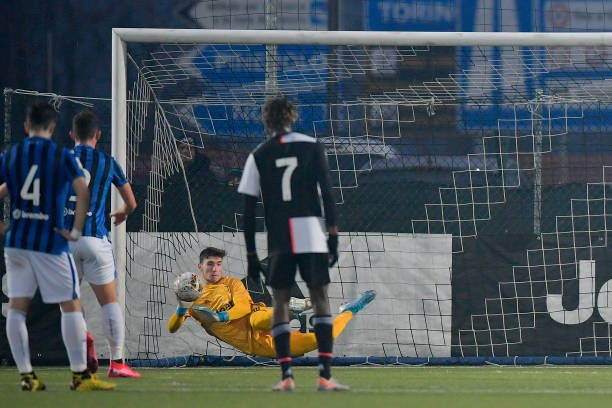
[176,297,194,317]
[192,306,229,322]
[328,233,339,267]
[247,252,265,283]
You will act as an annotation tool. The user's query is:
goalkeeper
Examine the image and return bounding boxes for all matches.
[168,247,375,358]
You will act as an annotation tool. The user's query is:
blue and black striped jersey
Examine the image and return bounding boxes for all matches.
[64,145,128,239]
[0,136,84,254]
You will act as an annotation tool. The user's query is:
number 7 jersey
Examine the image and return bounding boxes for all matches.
[0,137,84,254]
[237,132,336,256]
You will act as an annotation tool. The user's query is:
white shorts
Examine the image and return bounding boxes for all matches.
[69,236,117,286]
[5,247,80,303]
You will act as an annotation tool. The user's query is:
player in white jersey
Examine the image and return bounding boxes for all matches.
[238,97,347,392]
[1,101,115,391]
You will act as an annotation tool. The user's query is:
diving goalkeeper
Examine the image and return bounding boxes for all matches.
[168,246,375,358]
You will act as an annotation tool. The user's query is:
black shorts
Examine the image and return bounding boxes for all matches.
[267,253,330,290]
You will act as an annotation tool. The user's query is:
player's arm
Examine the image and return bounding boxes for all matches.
[110,182,137,226]
[237,153,266,282]
[55,176,90,241]
[110,159,137,226]
[0,157,8,234]
[0,183,8,234]
[243,194,257,255]
[315,142,339,265]
[0,182,7,200]
[224,278,254,321]
[71,176,90,236]
[169,290,198,333]
[168,311,188,333]
[168,296,196,333]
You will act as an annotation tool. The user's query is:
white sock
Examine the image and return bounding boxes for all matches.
[6,309,32,374]
[101,302,125,361]
[61,311,87,372]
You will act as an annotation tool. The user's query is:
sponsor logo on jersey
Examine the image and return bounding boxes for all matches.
[12,209,49,220]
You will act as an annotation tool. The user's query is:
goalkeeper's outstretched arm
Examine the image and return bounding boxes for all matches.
[168,311,187,333]
[168,298,193,333]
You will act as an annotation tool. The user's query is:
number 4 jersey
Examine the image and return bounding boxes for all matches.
[237,132,336,256]
[0,137,84,254]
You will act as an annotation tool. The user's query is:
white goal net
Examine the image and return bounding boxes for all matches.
[110,29,612,363]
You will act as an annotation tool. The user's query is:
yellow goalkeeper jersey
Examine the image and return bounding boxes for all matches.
[168,276,354,358]
[186,276,277,357]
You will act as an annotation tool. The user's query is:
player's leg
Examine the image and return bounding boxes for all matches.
[7,297,45,391]
[34,251,115,391]
[58,298,88,374]
[250,304,304,331]
[89,281,139,378]
[271,286,295,391]
[299,253,349,391]
[308,286,335,377]
[339,290,377,315]
[5,248,46,391]
[60,298,115,391]
[268,254,297,392]
[86,330,98,373]
[70,241,99,373]
[249,306,274,330]
[287,330,317,355]
[286,310,356,357]
[81,237,140,378]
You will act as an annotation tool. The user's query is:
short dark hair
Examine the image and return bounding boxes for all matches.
[26,101,57,131]
[199,247,226,263]
[261,97,298,134]
[72,109,100,142]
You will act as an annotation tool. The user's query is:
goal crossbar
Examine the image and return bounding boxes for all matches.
[112,28,612,47]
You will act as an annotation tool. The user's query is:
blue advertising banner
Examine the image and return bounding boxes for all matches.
[191,44,329,138]
[458,0,612,133]
[366,0,456,31]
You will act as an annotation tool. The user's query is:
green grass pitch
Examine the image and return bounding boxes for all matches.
[3,365,612,407]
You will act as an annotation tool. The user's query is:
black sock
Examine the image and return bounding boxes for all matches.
[312,315,333,379]
[73,370,91,379]
[272,322,292,379]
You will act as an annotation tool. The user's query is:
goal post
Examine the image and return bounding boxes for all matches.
[106,28,612,365]
[111,29,129,326]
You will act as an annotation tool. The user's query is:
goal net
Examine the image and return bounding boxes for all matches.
[5,29,612,366]
[109,29,612,365]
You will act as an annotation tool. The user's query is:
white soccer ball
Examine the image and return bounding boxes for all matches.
[173,272,203,302]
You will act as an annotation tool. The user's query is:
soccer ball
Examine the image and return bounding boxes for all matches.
[173,272,203,302]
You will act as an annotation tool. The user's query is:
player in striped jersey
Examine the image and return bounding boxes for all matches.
[238,97,347,392]
[1,101,115,391]
[64,109,140,378]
